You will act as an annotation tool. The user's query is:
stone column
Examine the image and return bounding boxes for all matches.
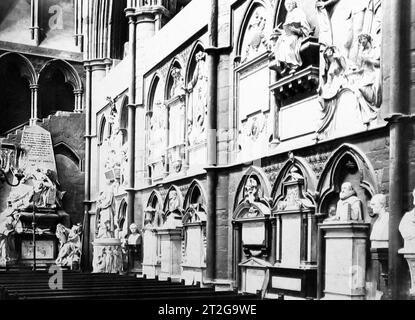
[82,64,93,271]
[320,222,370,300]
[30,0,40,46]
[29,84,39,125]
[385,0,412,300]
[124,9,137,229]
[73,89,84,113]
[205,0,219,284]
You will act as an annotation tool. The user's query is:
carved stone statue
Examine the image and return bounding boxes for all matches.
[169,67,185,98]
[162,190,182,229]
[347,33,381,123]
[95,180,116,238]
[316,0,372,64]
[326,182,364,222]
[55,223,82,269]
[369,194,389,248]
[187,51,208,146]
[0,215,20,266]
[242,6,267,63]
[125,223,142,246]
[399,189,415,251]
[315,0,382,139]
[245,177,260,204]
[148,101,166,160]
[270,0,312,75]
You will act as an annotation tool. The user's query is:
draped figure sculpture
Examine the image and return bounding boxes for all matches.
[315,0,383,139]
[270,0,312,75]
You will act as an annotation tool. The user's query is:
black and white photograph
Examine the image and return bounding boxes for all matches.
[0,0,413,309]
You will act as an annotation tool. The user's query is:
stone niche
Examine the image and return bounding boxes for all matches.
[166,65,186,177]
[270,165,318,299]
[181,204,207,285]
[155,187,184,281]
[233,171,273,293]
[141,192,164,278]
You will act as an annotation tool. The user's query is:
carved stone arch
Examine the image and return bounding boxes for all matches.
[38,59,82,91]
[147,73,162,112]
[54,141,81,169]
[165,58,184,100]
[163,185,184,213]
[118,94,129,144]
[0,52,37,85]
[184,180,207,209]
[317,144,378,219]
[233,166,272,211]
[118,198,128,232]
[236,0,272,59]
[271,156,318,208]
[183,181,207,225]
[144,190,164,227]
[185,41,205,85]
[147,190,163,210]
[98,115,107,145]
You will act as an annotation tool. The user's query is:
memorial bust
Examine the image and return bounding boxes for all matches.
[399,189,415,251]
[326,182,364,222]
[126,223,141,246]
[369,194,389,248]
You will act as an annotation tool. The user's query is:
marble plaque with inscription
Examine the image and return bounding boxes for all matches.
[20,125,57,174]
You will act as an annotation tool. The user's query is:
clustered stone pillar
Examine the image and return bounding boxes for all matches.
[30,0,40,46]
[125,8,137,229]
[74,89,84,113]
[29,84,39,125]
[386,0,411,300]
[205,0,219,284]
[82,64,93,270]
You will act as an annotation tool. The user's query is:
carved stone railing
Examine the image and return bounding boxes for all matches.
[128,0,176,12]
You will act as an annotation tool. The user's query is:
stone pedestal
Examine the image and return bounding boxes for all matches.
[370,248,388,299]
[92,238,122,274]
[320,222,370,300]
[398,249,415,297]
[181,223,206,285]
[158,228,182,281]
[142,228,159,278]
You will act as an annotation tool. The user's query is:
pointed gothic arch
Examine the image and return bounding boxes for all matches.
[98,115,107,146]
[185,41,206,85]
[0,52,37,86]
[184,180,207,210]
[271,156,318,207]
[54,141,81,169]
[236,0,271,61]
[317,144,378,218]
[163,185,184,213]
[39,59,82,91]
[233,166,272,211]
[165,59,184,100]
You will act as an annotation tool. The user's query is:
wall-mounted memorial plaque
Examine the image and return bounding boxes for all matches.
[20,125,57,175]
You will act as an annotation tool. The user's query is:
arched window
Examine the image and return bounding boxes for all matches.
[98,116,107,146]
[38,59,83,118]
[0,53,36,134]
[119,96,129,145]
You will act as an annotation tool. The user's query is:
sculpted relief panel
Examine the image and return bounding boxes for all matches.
[235,0,383,153]
[315,0,382,139]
